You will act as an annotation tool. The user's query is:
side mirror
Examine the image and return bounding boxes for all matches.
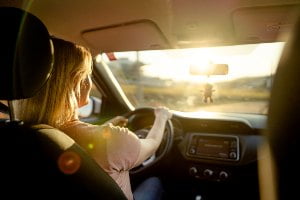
[189,63,229,76]
[78,96,102,118]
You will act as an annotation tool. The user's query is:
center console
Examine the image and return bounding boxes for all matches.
[184,133,240,182]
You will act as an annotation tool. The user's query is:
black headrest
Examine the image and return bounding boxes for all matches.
[0,7,53,100]
[268,17,300,199]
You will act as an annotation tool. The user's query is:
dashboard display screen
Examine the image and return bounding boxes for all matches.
[188,134,239,161]
[197,137,230,158]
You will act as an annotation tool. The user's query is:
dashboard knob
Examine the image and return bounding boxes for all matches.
[189,147,196,154]
[203,169,214,177]
[229,152,237,159]
[189,167,198,176]
[219,171,229,180]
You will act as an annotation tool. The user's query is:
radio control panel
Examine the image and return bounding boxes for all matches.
[186,133,240,162]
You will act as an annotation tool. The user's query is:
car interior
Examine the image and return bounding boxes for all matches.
[0,0,300,200]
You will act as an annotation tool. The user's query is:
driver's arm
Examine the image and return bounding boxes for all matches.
[134,107,172,167]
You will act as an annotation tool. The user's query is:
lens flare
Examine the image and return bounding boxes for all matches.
[88,143,94,150]
[58,151,81,175]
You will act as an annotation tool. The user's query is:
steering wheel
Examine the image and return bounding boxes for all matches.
[123,107,174,175]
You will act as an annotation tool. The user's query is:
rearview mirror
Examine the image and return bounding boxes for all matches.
[189,63,229,76]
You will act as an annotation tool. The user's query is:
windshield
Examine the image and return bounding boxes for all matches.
[101,42,284,114]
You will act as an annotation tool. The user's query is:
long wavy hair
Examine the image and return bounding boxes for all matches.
[13,37,92,128]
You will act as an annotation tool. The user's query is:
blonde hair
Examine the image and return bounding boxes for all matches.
[13,38,92,128]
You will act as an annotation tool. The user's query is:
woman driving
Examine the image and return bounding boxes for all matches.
[13,37,172,200]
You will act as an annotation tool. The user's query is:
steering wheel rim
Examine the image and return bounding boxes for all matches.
[123,107,174,175]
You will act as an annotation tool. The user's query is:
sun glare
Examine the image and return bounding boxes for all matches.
[111,42,284,83]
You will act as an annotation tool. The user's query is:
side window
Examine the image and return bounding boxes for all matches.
[90,85,102,100]
[78,85,102,124]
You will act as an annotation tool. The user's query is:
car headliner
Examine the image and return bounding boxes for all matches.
[1,0,299,55]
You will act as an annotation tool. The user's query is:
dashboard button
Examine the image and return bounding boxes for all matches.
[189,167,198,176]
[203,169,214,177]
[189,147,196,154]
[229,152,237,159]
[219,171,229,180]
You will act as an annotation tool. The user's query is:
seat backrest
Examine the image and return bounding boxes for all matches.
[0,122,127,199]
[0,7,53,100]
[0,7,127,199]
[267,16,300,200]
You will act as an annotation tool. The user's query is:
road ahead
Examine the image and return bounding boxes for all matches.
[197,101,268,114]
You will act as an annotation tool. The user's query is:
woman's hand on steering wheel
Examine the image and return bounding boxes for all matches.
[154,106,173,122]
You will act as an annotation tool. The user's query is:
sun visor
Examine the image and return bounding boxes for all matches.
[82,20,171,53]
[232,5,300,43]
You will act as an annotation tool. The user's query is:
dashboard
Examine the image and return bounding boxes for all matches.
[130,111,265,188]
[169,112,265,183]
[124,111,265,199]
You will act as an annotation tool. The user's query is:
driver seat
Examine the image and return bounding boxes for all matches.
[0,7,127,200]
